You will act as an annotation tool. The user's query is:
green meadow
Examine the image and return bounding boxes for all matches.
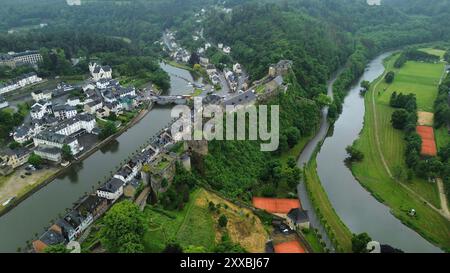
[378,60,445,112]
[352,52,450,251]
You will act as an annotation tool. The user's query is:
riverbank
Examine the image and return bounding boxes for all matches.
[0,99,155,218]
[351,52,450,251]
[303,155,353,252]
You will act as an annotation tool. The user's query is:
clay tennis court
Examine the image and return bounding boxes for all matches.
[252,197,300,214]
[273,241,306,253]
[417,111,434,126]
[416,126,437,156]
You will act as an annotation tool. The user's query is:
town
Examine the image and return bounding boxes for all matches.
[0,0,449,257]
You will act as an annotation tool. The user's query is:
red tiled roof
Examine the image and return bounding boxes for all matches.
[274,241,306,253]
[252,197,300,214]
[416,126,437,156]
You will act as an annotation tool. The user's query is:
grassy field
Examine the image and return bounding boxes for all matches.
[419,48,447,59]
[143,188,269,253]
[377,60,445,112]
[352,52,450,251]
[143,189,215,252]
[304,159,353,252]
[435,127,450,150]
[302,228,325,253]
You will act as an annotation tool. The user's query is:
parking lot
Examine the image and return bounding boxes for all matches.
[0,164,59,206]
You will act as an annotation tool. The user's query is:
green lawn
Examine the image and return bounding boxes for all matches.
[304,159,353,252]
[419,48,447,59]
[435,127,450,151]
[143,189,216,252]
[377,59,445,112]
[176,198,215,250]
[302,228,325,253]
[352,54,450,251]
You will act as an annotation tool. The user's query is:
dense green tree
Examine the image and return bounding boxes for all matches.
[385,71,395,83]
[218,214,228,228]
[61,144,73,161]
[44,244,70,253]
[162,241,183,253]
[391,109,410,129]
[346,146,364,162]
[99,201,146,253]
[99,121,117,140]
[28,153,43,167]
[351,232,372,253]
[285,127,301,148]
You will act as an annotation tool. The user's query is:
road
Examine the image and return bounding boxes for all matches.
[296,69,343,252]
[436,178,450,219]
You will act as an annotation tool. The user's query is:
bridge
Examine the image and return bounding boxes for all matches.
[149,94,192,105]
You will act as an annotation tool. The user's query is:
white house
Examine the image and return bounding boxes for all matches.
[52,105,77,120]
[0,82,18,94]
[31,90,52,101]
[89,62,112,82]
[30,101,52,120]
[82,83,96,92]
[53,114,96,136]
[223,46,231,54]
[13,122,43,144]
[0,96,8,109]
[16,73,42,87]
[34,145,62,162]
[233,63,242,74]
[0,72,42,95]
[96,178,124,201]
[84,99,103,115]
[286,208,310,230]
[96,78,110,89]
[113,165,138,183]
[66,97,82,107]
[33,131,82,155]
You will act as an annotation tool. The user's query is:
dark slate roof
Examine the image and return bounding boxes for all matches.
[11,50,40,58]
[203,94,222,105]
[287,208,309,224]
[53,104,76,112]
[35,131,74,144]
[35,145,61,155]
[56,219,75,237]
[380,244,404,253]
[1,147,30,158]
[0,54,12,61]
[117,166,133,177]
[99,178,124,193]
[87,99,102,107]
[127,178,141,189]
[75,195,106,215]
[53,114,95,132]
[13,125,30,138]
[102,65,111,72]
[223,90,256,106]
[39,229,65,246]
[64,210,83,229]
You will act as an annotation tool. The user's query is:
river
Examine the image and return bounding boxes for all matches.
[0,63,197,252]
[300,52,441,252]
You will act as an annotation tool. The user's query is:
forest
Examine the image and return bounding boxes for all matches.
[183,0,450,200]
